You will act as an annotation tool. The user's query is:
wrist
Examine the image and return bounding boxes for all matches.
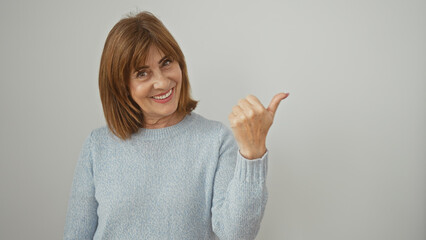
[239,146,267,160]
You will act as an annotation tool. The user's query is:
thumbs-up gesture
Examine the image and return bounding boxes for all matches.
[228,93,289,160]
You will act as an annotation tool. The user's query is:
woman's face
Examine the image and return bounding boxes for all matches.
[129,45,182,126]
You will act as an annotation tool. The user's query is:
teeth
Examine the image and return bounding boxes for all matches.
[152,89,172,100]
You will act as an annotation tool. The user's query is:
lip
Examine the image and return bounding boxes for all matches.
[152,88,173,97]
[151,87,174,104]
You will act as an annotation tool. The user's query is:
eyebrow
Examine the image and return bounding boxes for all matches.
[135,56,169,71]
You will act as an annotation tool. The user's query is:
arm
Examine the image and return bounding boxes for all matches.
[211,124,268,240]
[63,131,98,240]
[211,92,289,239]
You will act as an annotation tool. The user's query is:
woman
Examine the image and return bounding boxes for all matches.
[64,11,289,240]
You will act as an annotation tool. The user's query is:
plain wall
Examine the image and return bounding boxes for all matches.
[1,0,425,239]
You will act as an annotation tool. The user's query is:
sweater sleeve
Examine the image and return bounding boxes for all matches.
[211,124,268,240]
[63,131,98,240]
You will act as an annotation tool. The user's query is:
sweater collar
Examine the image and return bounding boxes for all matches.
[132,112,197,140]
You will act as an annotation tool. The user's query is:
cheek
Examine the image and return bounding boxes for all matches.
[132,84,152,98]
[172,65,183,84]
[175,73,183,87]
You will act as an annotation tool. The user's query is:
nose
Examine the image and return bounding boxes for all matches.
[152,71,170,89]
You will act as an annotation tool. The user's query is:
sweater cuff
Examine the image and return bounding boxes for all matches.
[234,150,268,183]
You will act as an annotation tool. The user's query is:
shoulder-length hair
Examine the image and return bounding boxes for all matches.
[99,11,198,140]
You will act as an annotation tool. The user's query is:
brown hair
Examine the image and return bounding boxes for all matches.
[99,11,198,140]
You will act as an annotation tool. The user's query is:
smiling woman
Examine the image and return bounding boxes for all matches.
[129,46,183,128]
[98,12,197,138]
[64,10,288,240]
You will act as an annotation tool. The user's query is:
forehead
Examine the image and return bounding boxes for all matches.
[145,46,165,62]
[131,44,170,70]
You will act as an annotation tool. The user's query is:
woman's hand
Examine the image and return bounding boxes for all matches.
[228,93,289,160]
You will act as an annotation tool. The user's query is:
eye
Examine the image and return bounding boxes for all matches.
[136,70,148,79]
[162,59,172,67]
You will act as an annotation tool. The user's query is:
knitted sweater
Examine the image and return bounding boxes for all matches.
[64,112,268,240]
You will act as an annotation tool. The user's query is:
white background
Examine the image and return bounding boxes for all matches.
[0,0,425,239]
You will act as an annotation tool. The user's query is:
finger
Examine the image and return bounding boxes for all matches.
[237,98,253,111]
[232,105,244,116]
[237,99,255,118]
[267,92,289,114]
[230,105,246,127]
[246,94,265,112]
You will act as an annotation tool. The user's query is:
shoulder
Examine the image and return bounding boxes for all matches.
[189,112,234,143]
[82,125,121,150]
[189,112,229,135]
[84,112,231,143]
[90,125,115,140]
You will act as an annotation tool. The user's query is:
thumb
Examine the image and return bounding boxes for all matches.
[267,92,289,114]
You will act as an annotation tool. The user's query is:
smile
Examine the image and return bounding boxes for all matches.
[152,88,173,100]
[151,88,175,103]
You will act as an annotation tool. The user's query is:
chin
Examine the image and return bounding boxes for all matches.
[159,106,179,117]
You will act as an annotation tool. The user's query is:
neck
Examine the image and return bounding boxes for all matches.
[143,111,185,129]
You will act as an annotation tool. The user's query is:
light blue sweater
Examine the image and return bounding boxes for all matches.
[64,112,268,240]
